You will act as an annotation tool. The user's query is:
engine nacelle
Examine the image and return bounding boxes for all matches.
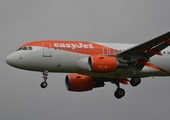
[89,56,118,72]
[76,56,128,73]
[65,74,104,92]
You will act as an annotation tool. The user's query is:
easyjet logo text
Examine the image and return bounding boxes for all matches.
[54,43,94,49]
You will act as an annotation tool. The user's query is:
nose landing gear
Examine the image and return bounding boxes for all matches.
[40,70,48,88]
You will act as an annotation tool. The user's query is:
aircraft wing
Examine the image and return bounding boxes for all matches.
[113,32,170,70]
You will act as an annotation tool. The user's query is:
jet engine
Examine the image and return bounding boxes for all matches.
[76,56,128,73]
[65,74,105,92]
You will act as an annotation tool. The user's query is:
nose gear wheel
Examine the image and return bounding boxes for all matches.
[40,82,48,88]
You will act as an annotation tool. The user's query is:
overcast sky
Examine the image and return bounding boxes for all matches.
[1,0,170,120]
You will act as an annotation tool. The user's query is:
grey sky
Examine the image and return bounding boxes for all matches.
[1,0,170,120]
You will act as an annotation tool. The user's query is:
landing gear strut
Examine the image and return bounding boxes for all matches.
[114,79,125,99]
[113,76,141,99]
[40,70,48,88]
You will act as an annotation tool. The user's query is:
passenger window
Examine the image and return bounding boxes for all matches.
[22,47,27,50]
[110,49,113,53]
[28,47,32,50]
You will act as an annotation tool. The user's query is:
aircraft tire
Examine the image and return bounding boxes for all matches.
[130,76,141,87]
[40,82,48,88]
[114,88,125,99]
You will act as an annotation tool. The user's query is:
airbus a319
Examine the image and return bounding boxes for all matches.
[6,32,170,99]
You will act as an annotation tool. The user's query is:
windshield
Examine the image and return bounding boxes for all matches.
[16,46,33,51]
[16,48,22,51]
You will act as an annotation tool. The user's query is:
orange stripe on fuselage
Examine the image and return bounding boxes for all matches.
[21,40,119,55]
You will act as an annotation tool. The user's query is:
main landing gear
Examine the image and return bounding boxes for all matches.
[114,88,125,99]
[130,76,141,87]
[114,76,141,99]
[114,79,125,99]
[40,70,48,88]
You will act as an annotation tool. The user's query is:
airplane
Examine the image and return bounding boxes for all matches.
[6,32,170,99]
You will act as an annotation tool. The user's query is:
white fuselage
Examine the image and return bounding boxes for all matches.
[6,42,170,78]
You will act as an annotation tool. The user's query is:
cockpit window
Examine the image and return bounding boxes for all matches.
[17,48,22,51]
[28,46,32,50]
[22,47,27,50]
[16,46,33,51]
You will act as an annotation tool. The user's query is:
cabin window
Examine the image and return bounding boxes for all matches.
[110,49,113,53]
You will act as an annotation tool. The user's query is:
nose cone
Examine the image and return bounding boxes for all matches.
[6,54,14,66]
[6,53,18,67]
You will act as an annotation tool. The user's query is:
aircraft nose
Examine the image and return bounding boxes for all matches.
[6,53,16,66]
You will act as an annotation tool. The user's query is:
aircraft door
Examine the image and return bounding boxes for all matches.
[43,42,52,57]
